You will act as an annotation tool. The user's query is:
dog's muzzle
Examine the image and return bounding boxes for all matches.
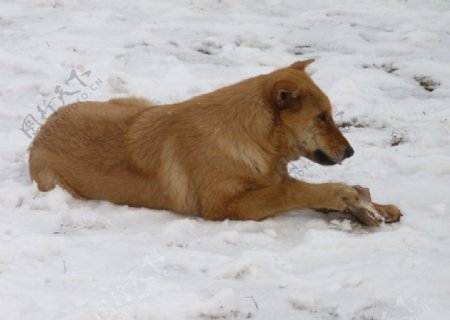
[313,146,354,166]
[314,150,337,165]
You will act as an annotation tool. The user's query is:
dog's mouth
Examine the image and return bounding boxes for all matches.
[312,149,338,166]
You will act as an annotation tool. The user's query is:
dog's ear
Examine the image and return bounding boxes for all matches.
[270,80,301,116]
[290,59,315,72]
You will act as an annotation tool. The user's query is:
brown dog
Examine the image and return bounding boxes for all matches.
[29,60,401,222]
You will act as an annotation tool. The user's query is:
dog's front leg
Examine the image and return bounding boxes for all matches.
[372,203,402,223]
[223,180,358,221]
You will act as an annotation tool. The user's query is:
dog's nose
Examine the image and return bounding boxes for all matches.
[344,146,354,159]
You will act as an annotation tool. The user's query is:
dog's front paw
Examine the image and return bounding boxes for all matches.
[373,203,402,223]
[322,183,359,212]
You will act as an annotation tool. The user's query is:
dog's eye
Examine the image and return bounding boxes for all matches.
[318,114,327,122]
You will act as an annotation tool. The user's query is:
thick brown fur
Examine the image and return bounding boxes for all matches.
[29,60,400,221]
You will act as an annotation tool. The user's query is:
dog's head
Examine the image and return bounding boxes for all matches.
[266,59,354,165]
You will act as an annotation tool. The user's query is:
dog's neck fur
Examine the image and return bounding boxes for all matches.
[189,76,297,176]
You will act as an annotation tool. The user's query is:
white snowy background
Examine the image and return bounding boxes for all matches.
[1,0,449,319]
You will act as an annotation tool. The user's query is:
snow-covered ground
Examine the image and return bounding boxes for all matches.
[1,0,450,319]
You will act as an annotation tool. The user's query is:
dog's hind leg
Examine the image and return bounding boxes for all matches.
[30,149,86,199]
[33,167,86,200]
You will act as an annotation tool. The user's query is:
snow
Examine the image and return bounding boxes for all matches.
[1,0,450,319]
